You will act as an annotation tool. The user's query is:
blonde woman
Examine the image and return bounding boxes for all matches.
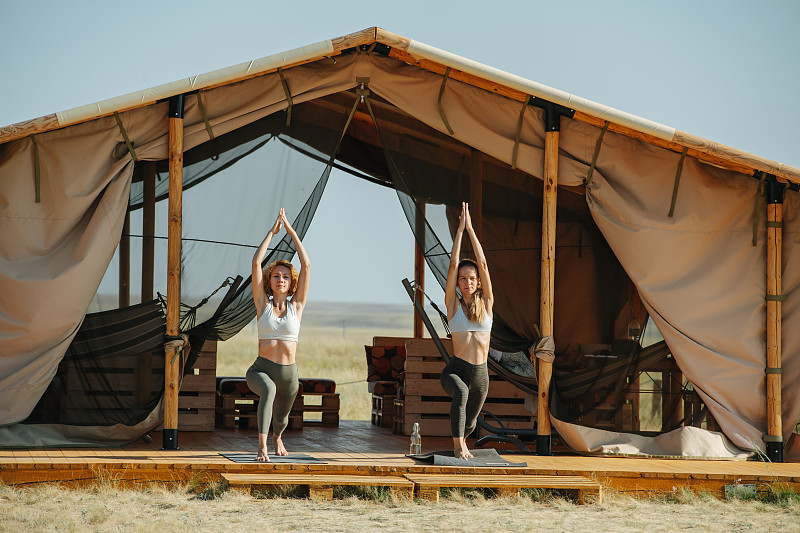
[441,202,494,460]
[247,208,310,462]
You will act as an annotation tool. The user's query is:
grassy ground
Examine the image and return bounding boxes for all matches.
[1,481,799,533]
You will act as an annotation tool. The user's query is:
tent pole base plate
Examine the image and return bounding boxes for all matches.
[161,429,179,450]
[537,434,552,456]
[766,441,783,463]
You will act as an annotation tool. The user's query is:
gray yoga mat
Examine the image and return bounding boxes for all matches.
[407,448,527,467]
[220,453,326,464]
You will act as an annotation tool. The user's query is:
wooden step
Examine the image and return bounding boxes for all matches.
[221,473,414,500]
[402,473,602,503]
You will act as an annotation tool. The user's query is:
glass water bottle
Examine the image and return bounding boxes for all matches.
[409,422,422,455]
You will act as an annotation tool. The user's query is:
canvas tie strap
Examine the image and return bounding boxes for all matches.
[765,294,787,302]
[584,121,609,187]
[437,67,455,135]
[765,367,783,374]
[30,134,41,203]
[196,90,219,161]
[667,147,689,217]
[277,67,293,127]
[762,434,783,443]
[113,112,138,163]
[325,77,369,167]
[511,95,531,170]
[752,170,767,246]
[534,336,555,363]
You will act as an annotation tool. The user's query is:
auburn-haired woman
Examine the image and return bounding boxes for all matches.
[247,208,310,462]
[441,202,494,460]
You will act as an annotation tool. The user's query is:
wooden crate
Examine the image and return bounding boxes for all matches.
[215,394,260,429]
[371,393,395,428]
[402,338,535,437]
[392,399,404,435]
[177,340,217,431]
[296,393,340,427]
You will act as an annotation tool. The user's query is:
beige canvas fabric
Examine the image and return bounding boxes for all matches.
[582,128,771,453]
[0,117,133,425]
[552,417,751,459]
[1,51,794,456]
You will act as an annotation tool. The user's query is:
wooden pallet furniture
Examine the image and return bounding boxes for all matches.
[401,338,534,436]
[215,377,259,429]
[403,473,602,503]
[371,393,395,428]
[221,473,414,500]
[392,399,404,434]
[290,390,340,429]
[366,336,410,427]
[215,377,339,430]
[178,340,217,431]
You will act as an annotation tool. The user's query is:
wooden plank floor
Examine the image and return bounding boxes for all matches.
[1,420,799,498]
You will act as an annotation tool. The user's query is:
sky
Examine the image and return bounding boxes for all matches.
[1,0,798,305]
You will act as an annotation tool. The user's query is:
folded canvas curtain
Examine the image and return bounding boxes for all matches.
[1,51,796,455]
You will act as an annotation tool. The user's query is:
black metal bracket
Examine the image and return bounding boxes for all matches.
[766,442,783,462]
[169,94,185,119]
[529,97,575,132]
[162,428,179,450]
[766,174,784,204]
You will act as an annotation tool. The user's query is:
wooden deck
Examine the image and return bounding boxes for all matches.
[2,420,799,499]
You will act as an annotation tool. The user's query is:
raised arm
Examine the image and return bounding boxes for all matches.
[464,206,493,312]
[445,203,468,319]
[252,213,282,317]
[281,209,311,313]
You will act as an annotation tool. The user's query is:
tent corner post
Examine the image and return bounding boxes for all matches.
[537,124,561,456]
[164,94,185,450]
[765,173,784,462]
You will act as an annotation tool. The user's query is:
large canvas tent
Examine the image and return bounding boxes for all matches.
[1,27,799,459]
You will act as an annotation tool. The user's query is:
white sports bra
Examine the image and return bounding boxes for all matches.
[257,299,300,342]
[448,303,492,333]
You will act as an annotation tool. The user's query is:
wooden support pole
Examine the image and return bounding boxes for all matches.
[119,210,130,308]
[765,177,784,461]
[469,149,483,243]
[537,129,559,456]
[141,161,156,303]
[414,202,426,339]
[163,95,184,450]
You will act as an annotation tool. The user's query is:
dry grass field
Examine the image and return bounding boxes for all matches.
[1,480,798,533]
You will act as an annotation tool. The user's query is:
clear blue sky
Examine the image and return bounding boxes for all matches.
[2,0,798,305]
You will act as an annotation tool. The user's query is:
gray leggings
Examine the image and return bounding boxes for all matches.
[245,357,299,436]
[440,357,489,438]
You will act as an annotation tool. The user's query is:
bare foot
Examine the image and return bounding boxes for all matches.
[274,435,289,456]
[255,444,270,462]
[455,447,474,460]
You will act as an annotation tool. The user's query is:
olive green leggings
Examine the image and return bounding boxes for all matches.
[245,357,299,436]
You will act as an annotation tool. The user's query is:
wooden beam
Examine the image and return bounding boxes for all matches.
[164,97,184,449]
[537,130,558,455]
[385,47,800,183]
[141,161,156,303]
[119,210,130,308]
[414,202,426,339]
[766,198,783,460]
[1,25,797,185]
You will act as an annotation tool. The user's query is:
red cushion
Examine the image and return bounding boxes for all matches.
[365,345,406,382]
[299,378,336,394]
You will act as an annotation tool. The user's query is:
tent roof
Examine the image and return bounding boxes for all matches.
[1,26,798,183]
